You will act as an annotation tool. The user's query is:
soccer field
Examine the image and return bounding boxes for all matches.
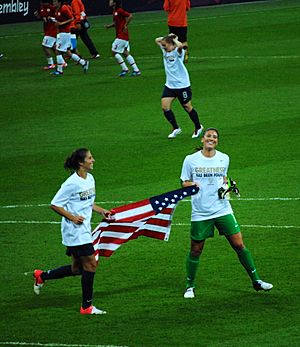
[0,0,300,346]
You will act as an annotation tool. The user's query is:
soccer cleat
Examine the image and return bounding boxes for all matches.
[91,54,100,59]
[119,70,129,77]
[50,70,63,76]
[83,61,89,73]
[43,64,56,70]
[168,128,182,139]
[33,269,44,295]
[80,305,107,315]
[62,62,68,68]
[253,280,273,292]
[130,70,141,77]
[192,125,204,138]
[0,53,3,59]
[184,287,195,298]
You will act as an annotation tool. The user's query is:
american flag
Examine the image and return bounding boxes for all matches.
[92,185,199,258]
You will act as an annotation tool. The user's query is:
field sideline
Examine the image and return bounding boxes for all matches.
[0,0,300,346]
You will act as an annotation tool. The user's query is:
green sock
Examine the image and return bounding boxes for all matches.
[186,252,200,288]
[236,247,260,282]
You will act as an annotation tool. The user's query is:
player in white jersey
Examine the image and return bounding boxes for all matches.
[180,128,273,298]
[155,33,203,139]
[33,148,113,315]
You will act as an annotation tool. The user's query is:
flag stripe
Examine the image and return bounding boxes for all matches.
[101,225,138,233]
[100,236,133,244]
[145,218,170,227]
[99,231,135,240]
[115,209,156,222]
[157,207,174,214]
[150,214,171,221]
[141,224,169,233]
[128,228,167,241]
[98,249,114,257]
[98,242,123,250]
[112,198,150,213]
[142,230,167,240]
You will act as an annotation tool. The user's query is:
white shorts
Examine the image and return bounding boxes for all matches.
[42,36,56,48]
[112,38,130,54]
[56,32,71,53]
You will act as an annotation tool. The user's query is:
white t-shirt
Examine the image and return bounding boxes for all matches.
[161,46,190,89]
[51,172,96,246]
[180,150,233,221]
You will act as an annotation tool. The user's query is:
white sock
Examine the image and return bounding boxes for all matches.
[79,59,86,66]
[47,57,54,65]
[126,55,139,72]
[71,53,86,66]
[56,55,64,65]
[115,53,128,71]
[56,55,64,72]
[71,53,80,63]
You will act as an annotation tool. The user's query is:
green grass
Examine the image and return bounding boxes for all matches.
[0,0,300,346]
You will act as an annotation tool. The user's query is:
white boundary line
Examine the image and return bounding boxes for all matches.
[0,343,127,347]
[0,221,61,224]
[140,55,300,60]
[188,55,299,60]
[0,197,299,209]
[175,223,299,229]
[0,220,298,229]
[139,54,300,60]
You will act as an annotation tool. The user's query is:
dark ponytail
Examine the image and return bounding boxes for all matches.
[64,148,89,171]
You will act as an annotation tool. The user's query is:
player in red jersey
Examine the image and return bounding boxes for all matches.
[34,1,58,70]
[51,0,89,75]
[105,0,140,77]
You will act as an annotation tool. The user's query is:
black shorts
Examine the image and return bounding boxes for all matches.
[168,26,188,43]
[161,85,192,105]
[66,243,95,258]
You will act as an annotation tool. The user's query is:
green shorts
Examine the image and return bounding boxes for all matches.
[191,214,240,241]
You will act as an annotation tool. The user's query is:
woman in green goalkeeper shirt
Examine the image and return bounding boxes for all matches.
[180,128,273,298]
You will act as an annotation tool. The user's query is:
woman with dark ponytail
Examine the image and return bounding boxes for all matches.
[63,147,89,171]
[33,148,113,315]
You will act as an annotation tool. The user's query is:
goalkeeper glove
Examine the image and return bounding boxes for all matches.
[218,178,240,199]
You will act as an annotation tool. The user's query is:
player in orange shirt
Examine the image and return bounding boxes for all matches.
[68,2,80,57]
[163,0,190,63]
[51,0,89,75]
[34,1,58,70]
[70,0,100,59]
